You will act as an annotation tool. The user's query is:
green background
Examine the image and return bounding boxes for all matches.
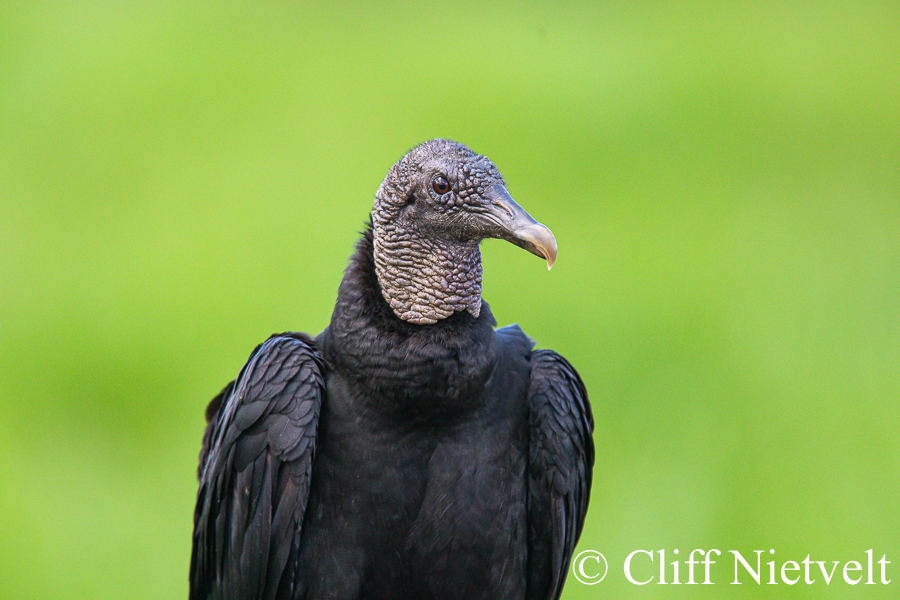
[1,1,897,598]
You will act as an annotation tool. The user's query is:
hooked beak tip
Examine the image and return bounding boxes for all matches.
[513,223,557,271]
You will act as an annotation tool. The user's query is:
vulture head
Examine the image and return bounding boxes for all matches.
[372,139,557,325]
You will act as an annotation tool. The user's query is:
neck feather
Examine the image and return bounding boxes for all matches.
[319,225,499,415]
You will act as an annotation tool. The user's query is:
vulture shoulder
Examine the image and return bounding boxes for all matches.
[526,344,594,600]
[190,333,326,600]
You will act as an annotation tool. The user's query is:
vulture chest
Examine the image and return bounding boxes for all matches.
[296,344,532,600]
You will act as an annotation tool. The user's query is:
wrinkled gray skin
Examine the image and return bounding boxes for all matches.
[372,139,555,325]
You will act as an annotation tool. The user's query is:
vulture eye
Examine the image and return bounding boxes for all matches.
[432,176,451,195]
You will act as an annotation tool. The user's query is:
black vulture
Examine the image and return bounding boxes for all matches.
[190,139,594,600]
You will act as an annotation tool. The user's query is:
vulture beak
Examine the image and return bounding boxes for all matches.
[483,184,558,270]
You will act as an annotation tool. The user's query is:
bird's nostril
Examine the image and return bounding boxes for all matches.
[491,199,514,218]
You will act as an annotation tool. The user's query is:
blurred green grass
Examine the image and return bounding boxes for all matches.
[1,1,898,598]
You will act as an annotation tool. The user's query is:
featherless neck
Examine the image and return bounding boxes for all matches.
[373,223,483,325]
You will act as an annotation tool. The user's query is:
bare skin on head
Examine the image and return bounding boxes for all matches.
[372,139,557,325]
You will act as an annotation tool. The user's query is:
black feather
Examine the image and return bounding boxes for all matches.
[191,334,324,600]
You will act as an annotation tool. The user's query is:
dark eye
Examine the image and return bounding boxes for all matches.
[432,176,450,195]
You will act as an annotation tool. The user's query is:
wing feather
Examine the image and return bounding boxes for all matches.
[190,333,325,600]
[526,349,594,600]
